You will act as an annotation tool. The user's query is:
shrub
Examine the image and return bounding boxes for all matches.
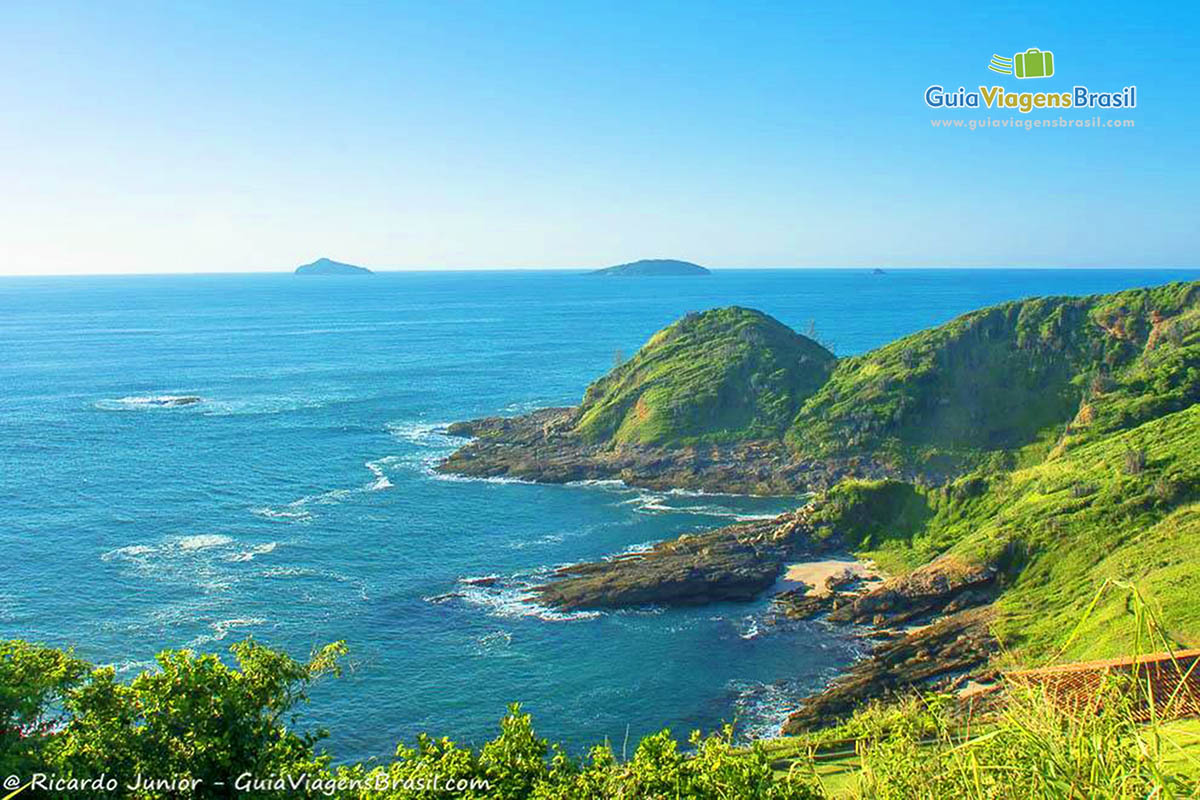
[1123,447,1148,475]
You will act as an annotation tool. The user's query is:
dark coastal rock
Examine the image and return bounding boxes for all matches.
[533,512,827,610]
[781,606,999,734]
[773,589,840,620]
[436,407,887,494]
[151,395,202,407]
[826,554,1000,626]
[526,485,1002,733]
[776,557,1003,733]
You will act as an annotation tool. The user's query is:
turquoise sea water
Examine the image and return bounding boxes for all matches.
[2,268,1197,762]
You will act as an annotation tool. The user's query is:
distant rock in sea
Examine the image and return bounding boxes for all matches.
[295,257,373,276]
[872,268,887,275]
[149,395,202,407]
[589,259,710,277]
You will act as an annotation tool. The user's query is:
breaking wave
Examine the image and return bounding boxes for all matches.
[425,570,601,623]
[251,457,400,522]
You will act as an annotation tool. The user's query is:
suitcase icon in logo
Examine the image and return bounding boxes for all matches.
[1014,48,1054,78]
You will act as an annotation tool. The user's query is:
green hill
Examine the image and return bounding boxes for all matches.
[555,280,1200,662]
[785,281,1200,476]
[569,282,1200,471]
[573,306,836,445]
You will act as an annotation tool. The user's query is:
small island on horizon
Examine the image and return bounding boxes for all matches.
[295,257,373,275]
[589,259,710,277]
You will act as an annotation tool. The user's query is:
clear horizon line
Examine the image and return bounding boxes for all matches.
[2,264,1199,278]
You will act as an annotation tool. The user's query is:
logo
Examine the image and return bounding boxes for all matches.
[989,48,1055,79]
[923,46,1136,115]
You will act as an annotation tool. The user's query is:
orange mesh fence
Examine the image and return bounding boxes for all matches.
[1005,648,1200,722]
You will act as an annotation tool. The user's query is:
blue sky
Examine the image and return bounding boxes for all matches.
[1,0,1196,273]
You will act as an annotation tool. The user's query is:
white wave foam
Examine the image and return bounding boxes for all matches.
[226,542,279,562]
[102,535,279,569]
[109,659,158,675]
[385,420,460,448]
[727,679,807,741]
[623,490,786,521]
[254,457,401,521]
[365,458,395,491]
[100,544,156,560]
[385,419,551,484]
[250,506,313,522]
[97,393,350,417]
[564,478,629,489]
[426,469,541,486]
[478,630,513,648]
[177,534,234,551]
[604,541,656,560]
[436,574,601,622]
[189,617,267,647]
[508,532,567,550]
[735,615,763,640]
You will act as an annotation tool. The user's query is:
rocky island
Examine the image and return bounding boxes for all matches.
[589,258,711,276]
[441,281,1200,732]
[295,257,373,275]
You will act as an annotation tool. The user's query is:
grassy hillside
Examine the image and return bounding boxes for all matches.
[573,306,836,445]
[807,402,1200,663]
[550,282,1200,658]
[570,283,1199,485]
[786,281,1200,476]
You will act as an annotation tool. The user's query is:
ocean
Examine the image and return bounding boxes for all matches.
[2,267,1196,762]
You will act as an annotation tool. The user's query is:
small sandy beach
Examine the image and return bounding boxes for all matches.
[777,558,883,596]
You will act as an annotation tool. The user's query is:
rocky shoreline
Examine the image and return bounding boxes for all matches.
[437,408,892,495]
[524,504,1001,734]
[437,411,1001,734]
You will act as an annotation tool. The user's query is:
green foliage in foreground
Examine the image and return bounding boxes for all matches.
[1,639,345,795]
[0,638,819,798]
[777,684,1198,799]
[5,637,1198,798]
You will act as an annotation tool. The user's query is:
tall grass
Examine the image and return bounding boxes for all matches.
[847,683,1189,799]
[818,580,1200,798]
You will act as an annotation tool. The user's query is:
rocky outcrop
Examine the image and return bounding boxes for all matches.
[826,554,1001,626]
[772,553,1002,733]
[151,395,202,407]
[774,566,878,620]
[781,606,999,733]
[529,503,1002,733]
[437,408,888,495]
[533,512,827,609]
